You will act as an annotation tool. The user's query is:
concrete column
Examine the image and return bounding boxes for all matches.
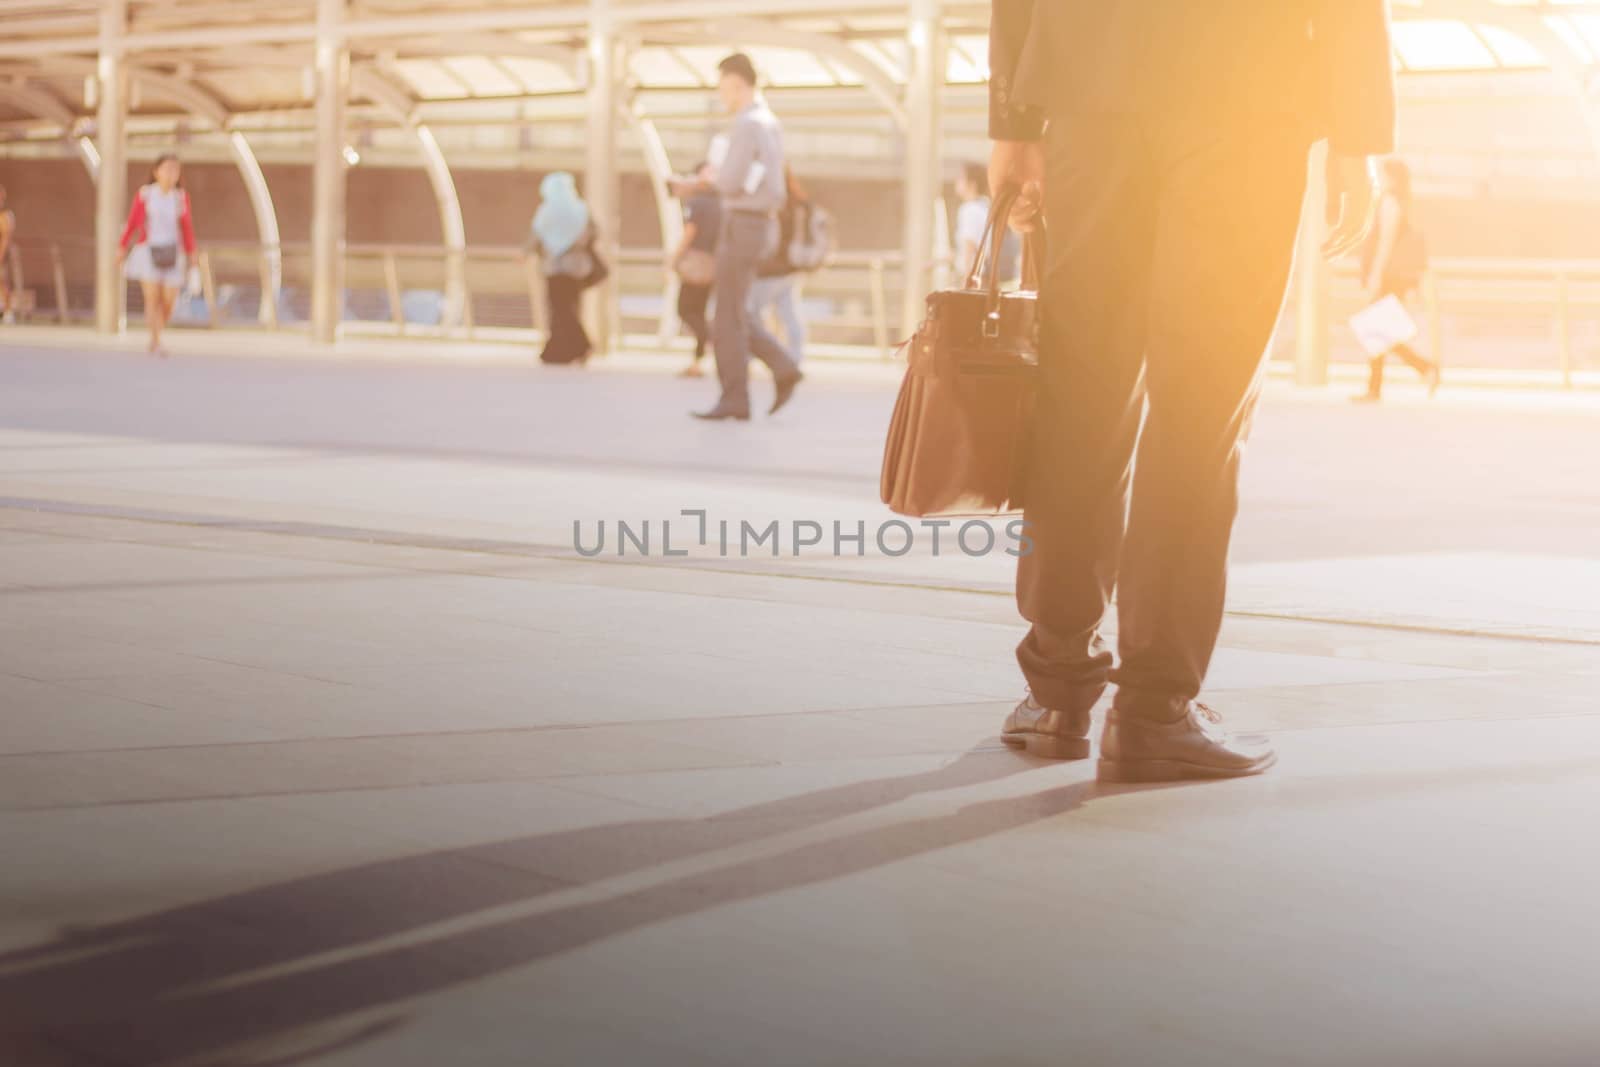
[93,0,127,335]
[901,0,944,336]
[1293,141,1331,386]
[311,0,349,344]
[584,0,621,354]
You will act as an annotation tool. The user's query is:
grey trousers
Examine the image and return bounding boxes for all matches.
[712,212,798,410]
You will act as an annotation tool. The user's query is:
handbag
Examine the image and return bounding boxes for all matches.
[149,244,179,270]
[880,189,1043,517]
[578,225,609,290]
[676,248,716,287]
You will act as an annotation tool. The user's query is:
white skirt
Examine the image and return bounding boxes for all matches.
[125,243,187,288]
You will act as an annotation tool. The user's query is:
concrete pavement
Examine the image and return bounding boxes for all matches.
[1,338,1598,1066]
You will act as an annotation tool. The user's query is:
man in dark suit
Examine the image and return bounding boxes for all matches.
[990,2,1396,781]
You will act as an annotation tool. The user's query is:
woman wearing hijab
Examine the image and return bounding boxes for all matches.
[523,172,599,366]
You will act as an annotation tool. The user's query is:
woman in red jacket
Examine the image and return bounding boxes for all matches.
[116,153,197,356]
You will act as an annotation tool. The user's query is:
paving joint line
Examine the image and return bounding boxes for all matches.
[4,495,1597,648]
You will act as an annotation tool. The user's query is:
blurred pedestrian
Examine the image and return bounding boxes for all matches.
[1354,158,1439,402]
[670,161,720,378]
[689,52,803,421]
[747,167,814,366]
[117,153,198,356]
[526,171,603,366]
[0,184,14,324]
[953,162,1020,286]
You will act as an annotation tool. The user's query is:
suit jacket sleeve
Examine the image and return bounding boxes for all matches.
[989,0,1044,141]
[1315,0,1397,156]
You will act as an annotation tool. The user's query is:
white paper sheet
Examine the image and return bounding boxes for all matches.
[1349,295,1419,357]
[742,161,767,196]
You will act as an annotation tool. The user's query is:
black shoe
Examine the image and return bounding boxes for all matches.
[770,371,803,415]
[692,402,751,421]
[1097,701,1275,784]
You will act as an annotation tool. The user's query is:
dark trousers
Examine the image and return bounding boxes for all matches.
[1016,114,1310,718]
[541,274,591,365]
[712,212,798,410]
[1366,341,1434,396]
[678,282,713,360]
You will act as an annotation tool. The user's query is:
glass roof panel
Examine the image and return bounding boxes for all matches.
[947,34,989,84]
[743,46,838,88]
[849,39,907,83]
[813,57,865,87]
[1476,24,1544,68]
[390,59,469,100]
[438,56,522,97]
[629,48,704,89]
[1563,13,1600,56]
[1392,19,1497,70]
[495,57,578,95]
[1543,14,1594,62]
[665,45,740,87]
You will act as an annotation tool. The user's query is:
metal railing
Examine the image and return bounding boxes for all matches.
[6,238,1600,386]
[1323,258,1600,387]
[4,237,908,353]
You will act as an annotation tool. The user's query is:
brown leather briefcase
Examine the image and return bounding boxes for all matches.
[880,191,1043,517]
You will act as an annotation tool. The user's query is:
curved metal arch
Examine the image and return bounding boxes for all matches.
[351,63,469,329]
[0,78,99,179]
[622,90,684,341]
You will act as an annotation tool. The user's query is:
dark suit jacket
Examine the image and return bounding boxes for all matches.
[990,1,1396,156]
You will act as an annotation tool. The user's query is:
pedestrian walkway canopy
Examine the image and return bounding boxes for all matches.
[7,0,1600,349]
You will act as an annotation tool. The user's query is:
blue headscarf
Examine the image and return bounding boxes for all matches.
[533,172,590,259]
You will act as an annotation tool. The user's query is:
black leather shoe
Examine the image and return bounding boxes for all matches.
[1098,701,1275,783]
[769,371,803,415]
[1001,694,1091,760]
[692,402,751,421]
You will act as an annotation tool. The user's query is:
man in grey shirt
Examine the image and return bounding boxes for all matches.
[690,53,802,421]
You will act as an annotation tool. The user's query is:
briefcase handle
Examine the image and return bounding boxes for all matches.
[963,187,1045,334]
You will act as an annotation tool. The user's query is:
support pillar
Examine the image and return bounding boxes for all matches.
[1293,141,1331,386]
[311,0,349,344]
[585,0,621,355]
[901,0,944,336]
[93,0,127,335]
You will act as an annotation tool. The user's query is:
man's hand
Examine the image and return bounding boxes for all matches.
[1323,152,1378,260]
[988,140,1045,234]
